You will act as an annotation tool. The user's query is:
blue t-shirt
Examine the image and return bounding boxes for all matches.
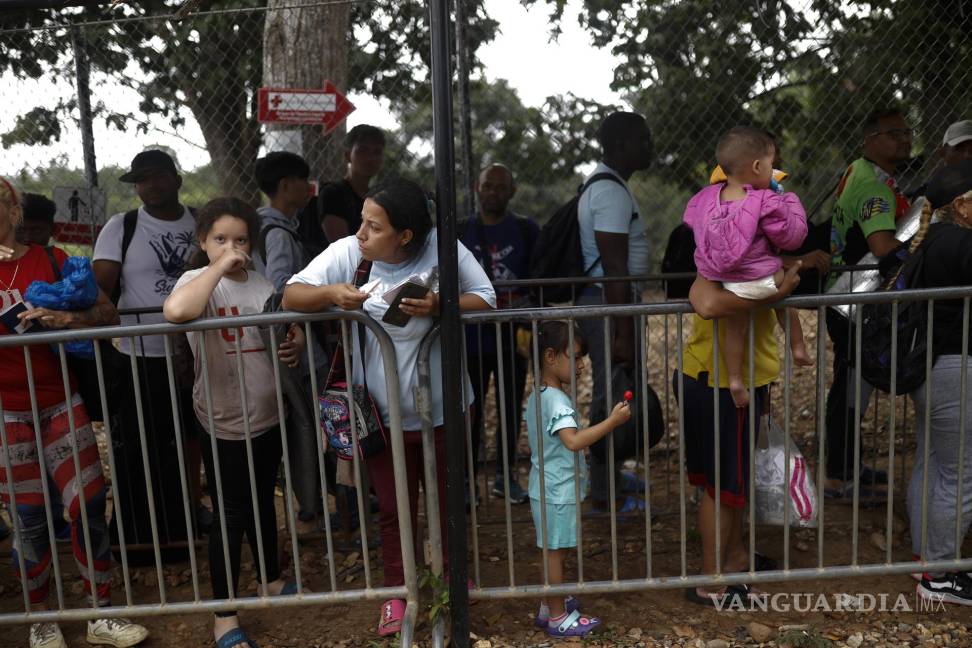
[461,212,539,355]
[525,386,586,505]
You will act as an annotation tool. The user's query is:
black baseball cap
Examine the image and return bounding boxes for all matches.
[119,150,179,183]
[926,158,972,209]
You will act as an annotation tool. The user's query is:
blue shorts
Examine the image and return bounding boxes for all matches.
[530,498,578,549]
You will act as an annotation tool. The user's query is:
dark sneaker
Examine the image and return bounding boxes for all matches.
[918,572,972,607]
[491,476,528,505]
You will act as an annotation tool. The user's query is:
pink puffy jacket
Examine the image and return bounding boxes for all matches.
[683,184,807,283]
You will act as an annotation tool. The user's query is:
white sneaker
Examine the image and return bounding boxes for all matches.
[29,623,66,648]
[86,618,149,647]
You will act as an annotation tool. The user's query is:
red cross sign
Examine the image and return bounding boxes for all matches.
[257,82,355,132]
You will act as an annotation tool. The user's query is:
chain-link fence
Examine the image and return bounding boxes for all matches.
[3,1,969,260]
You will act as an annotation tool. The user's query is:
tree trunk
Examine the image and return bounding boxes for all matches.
[263,0,351,182]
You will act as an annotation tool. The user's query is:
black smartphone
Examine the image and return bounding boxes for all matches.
[0,300,39,335]
[382,281,430,327]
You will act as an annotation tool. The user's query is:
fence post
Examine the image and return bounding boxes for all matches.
[71,25,98,190]
[429,0,468,644]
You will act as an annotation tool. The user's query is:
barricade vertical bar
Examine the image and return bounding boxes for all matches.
[161,335,201,601]
[419,329,448,648]
[712,318,721,575]
[56,344,98,611]
[919,301,934,562]
[956,298,969,558]
[0,391,32,611]
[530,319,549,586]
[664,313,673,506]
[267,327,303,594]
[304,321,338,593]
[126,338,166,602]
[782,311,792,569]
[232,334,269,595]
[568,318,583,583]
[640,313,652,578]
[603,317,618,580]
[851,309,862,566]
[492,322,514,587]
[198,334,235,601]
[816,307,826,569]
[472,322,484,509]
[92,341,133,605]
[462,326,481,586]
[676,315,688,578]
[23,347,66,609]
[885,302,898,564]
[340,321,372,589]
[364,314,418,645]
[747,314,756,574]
[464,326,481,587]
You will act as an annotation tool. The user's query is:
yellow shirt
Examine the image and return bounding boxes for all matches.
[681,310,781,388]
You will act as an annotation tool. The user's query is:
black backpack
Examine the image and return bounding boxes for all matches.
[660,223,697,299]
[858,226,942,394]
[530,172,627,304]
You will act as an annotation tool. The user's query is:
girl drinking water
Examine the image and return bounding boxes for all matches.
[164,197,304,648]
[683,126,812,407]
[526,321,630,638]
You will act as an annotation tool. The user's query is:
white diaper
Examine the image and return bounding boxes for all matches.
[723,274,778,300]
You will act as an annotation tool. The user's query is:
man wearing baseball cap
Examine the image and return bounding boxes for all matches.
[942,120,972,167]
[93,149,208,560]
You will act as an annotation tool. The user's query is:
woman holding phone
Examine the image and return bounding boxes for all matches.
[283,178,495,636]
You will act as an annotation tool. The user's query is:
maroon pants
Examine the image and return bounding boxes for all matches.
[366,426,448,587]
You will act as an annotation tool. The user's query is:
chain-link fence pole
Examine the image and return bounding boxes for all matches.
[429,0,469,646]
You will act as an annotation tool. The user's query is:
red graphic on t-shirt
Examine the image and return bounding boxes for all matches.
[217,306,244,343]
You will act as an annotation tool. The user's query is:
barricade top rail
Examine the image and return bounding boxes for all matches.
[0,307,369,348]
[460,285,972,324]
[8,282,970,348]
[488,264,878,289]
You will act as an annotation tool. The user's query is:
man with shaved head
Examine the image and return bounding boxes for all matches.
[461,163,539,505]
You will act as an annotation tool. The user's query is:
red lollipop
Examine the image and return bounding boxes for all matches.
[623,390,634,402]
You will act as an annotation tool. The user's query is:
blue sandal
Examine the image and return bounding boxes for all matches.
[216,627,259,648]
[534,596,581,628]
[547,609,601,637]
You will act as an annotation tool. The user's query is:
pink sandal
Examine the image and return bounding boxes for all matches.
[377,598,405,637]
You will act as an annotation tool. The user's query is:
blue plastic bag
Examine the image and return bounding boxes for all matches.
[25,256,99,359]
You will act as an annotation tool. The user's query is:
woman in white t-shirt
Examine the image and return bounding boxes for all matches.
[283,179,495,637]
[164,197,305,648]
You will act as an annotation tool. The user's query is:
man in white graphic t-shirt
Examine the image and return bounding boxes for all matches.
[93,150,207,559]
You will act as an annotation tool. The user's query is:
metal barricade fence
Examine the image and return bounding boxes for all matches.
[415,286,972,608]
[0,309,419,646]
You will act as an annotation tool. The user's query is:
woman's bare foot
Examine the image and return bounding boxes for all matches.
[729,375,750,408]
[214,615,248,648]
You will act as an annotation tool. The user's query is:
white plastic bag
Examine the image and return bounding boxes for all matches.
[754,415,818,528]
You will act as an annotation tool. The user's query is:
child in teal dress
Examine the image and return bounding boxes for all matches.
[526,320,631,638]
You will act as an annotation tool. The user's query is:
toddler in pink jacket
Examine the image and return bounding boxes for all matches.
[683,126,812,407]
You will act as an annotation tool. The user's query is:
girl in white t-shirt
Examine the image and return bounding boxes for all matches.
[164,197,304,648]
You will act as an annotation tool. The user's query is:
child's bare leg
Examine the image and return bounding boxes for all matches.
[544,548,566,617]
[724,313,750,408]
[770,269,812,367]
[774,308,812,367]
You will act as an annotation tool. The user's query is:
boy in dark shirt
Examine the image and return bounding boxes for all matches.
[297,124,385,257]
